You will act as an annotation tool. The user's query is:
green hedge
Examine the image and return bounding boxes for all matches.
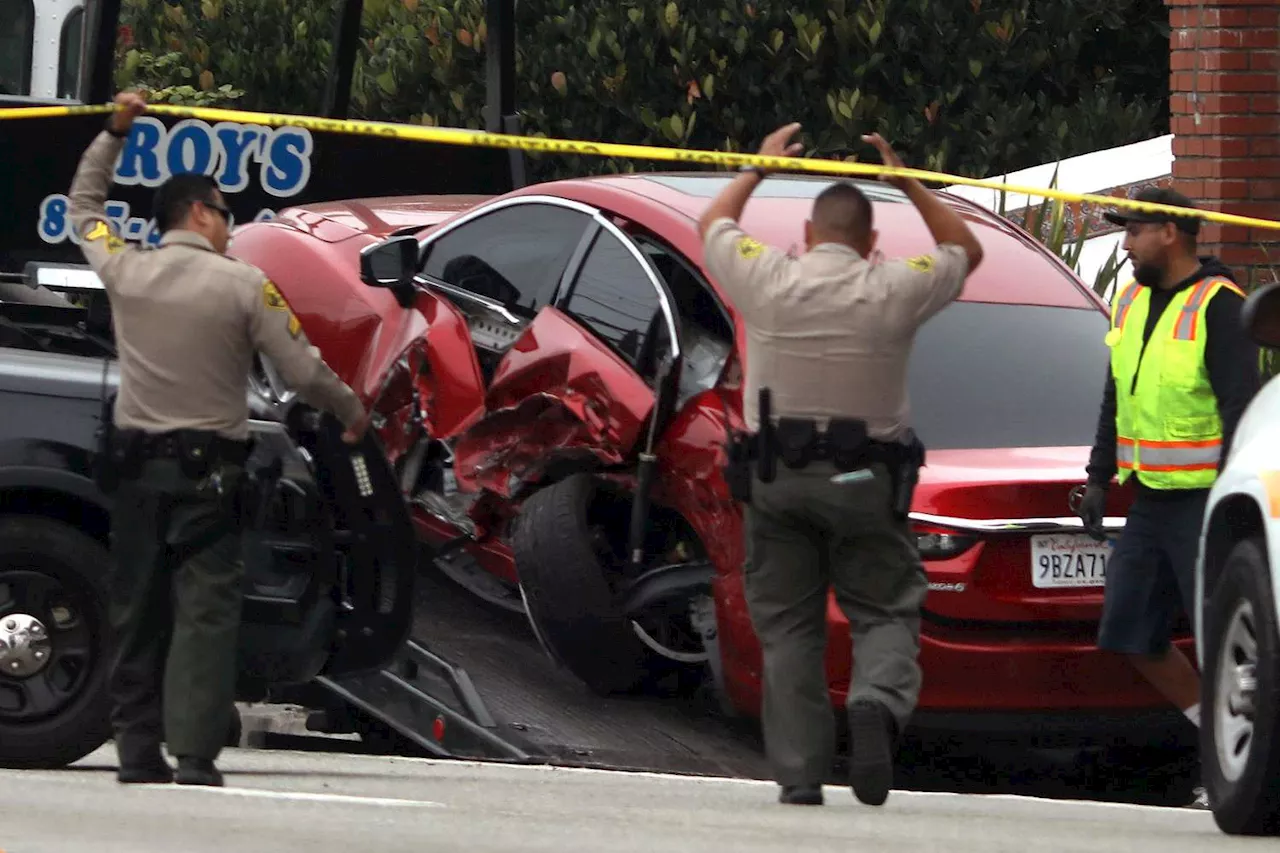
[116,0,1169,183]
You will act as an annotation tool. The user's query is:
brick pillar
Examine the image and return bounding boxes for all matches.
[1168,0,1280,288]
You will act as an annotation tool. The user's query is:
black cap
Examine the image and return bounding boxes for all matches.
[1102,186,1202,236]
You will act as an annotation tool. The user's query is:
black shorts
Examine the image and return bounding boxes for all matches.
[1096,487,1209,656]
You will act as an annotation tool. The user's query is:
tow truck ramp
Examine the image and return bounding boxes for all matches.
[294,568,772,779]
[316,639,540,763]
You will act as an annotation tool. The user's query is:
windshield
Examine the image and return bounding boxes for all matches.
[0,0,34,96]
[907,302,1110,450]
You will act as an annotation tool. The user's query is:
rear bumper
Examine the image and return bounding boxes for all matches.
[809,613,1198,749]
[909,628,1197,709]
[906,708,1195,750]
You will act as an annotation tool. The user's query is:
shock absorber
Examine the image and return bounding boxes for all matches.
[627,355,675,570]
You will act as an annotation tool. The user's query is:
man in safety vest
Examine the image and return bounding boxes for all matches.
[1076,186,1260,795]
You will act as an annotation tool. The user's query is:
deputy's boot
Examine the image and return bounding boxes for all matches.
[116,738,173,784]
[175,756,224,787]
[848,699,897,806]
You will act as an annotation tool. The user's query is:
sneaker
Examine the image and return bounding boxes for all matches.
[1189,786,1210,809]
[847,699,896,806]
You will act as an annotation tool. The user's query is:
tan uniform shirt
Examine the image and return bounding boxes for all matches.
[68,130,365,442]
[702,216,970,440]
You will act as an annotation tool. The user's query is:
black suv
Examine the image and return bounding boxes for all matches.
[0,268,417,768]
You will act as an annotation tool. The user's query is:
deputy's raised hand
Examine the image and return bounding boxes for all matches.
[860,132,908,188]
[111,90,148,134]
[758,123,805,160]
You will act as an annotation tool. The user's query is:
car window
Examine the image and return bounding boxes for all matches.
[635,235,734,404]
[57,5,85,99]
[421,203,590,318]
[560,229,668,375]
[0,0,34,96]
[907,302,1110,450]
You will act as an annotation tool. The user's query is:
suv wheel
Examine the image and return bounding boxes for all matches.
[1202,536,1280,835]
[0,516,113,768]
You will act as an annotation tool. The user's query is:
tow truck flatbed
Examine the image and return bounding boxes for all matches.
[284,564,771,780]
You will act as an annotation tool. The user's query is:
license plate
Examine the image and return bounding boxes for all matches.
[1030,534,1114,589]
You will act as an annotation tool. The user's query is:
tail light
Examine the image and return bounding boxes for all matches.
[913,526,978,560]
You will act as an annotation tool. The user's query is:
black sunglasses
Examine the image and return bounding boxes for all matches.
[202,199,233,223]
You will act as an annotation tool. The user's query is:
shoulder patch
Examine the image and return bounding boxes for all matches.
[262,279,303,338]
[905,254,935,273]
[736,235,765,260]
[84,219,127,254]
[262,279,291,311]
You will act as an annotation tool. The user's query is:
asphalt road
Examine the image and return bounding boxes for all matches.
[0,745,1250,853]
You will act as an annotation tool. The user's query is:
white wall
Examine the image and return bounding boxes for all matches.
[944,134,1172,292]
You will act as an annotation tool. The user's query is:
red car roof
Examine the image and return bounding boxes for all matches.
[527,172,1103,311]
[275,171,1104,313]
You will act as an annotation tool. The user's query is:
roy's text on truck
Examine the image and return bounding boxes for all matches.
[36,116,313,247]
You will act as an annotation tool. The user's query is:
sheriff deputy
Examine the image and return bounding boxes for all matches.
[698,125,984,807]
[68,90,369,787]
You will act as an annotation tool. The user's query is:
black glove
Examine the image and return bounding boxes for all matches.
[1076,482,1108,542]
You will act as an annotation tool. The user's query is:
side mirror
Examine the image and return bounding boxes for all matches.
[1242,280,1280,347]
[359,236,419,308]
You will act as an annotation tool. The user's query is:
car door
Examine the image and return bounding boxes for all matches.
[413,195,684,495]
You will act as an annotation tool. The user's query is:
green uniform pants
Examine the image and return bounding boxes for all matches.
[743,460,927,787]
[106,458,246,762]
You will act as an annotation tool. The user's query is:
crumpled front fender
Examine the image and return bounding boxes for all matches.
[452,392,631,498]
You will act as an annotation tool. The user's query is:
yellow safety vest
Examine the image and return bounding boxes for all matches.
[1104,275,1244,489]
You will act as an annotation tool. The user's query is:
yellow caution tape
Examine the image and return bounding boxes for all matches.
[4,101,1277,232]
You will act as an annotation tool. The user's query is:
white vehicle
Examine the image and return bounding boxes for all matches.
[2,0,87,100]
[1195,280,1280,834]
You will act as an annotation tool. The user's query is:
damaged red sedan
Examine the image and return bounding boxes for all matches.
[226,171,1194,773]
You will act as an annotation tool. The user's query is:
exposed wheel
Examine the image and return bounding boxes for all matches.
[511,473,674,695]
[1201,536,1280,834]
[0,516,113,768]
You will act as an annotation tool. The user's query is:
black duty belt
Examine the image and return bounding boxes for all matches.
[113,428,252,473]
[138,431,250,464]
[735,417,921,472]
[722,389,926,515]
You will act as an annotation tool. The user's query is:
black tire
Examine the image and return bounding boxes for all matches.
[0,516,113,769]
[510,473,662,695]
[1201,536,1280,835]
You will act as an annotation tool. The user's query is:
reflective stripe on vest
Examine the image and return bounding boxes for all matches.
[1172,277,1244,340]
[1108,275,1238,489]
[1113,281,1142,331]
[1116,436,1222,472]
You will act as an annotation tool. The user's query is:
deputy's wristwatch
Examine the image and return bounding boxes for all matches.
[738,165,768,178]
[104,117,130,138]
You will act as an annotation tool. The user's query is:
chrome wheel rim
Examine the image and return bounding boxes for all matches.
[1215,598,1258,783]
